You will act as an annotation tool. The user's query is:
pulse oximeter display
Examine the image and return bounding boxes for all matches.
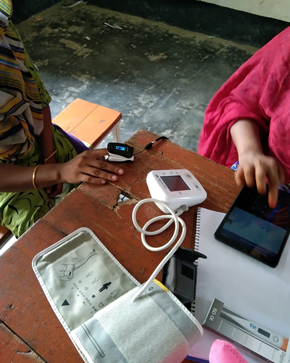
[115,145,126,151]
[160,175,190,192]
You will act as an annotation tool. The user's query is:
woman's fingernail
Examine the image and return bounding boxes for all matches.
[112,175,118,181]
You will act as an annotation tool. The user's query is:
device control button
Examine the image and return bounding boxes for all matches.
[185,173,192,179]
[273,335,280,343]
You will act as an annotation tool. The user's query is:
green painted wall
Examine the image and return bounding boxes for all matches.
[85,0,289,47]
[11,0,289,47]
[12,0,61,23]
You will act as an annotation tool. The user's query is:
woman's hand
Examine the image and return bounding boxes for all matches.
[235,150,284,208]
[0,149,124,193]
[230,119,284,208]
[58,149,124,185]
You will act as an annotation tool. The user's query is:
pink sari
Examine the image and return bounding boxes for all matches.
[198,27,290,184]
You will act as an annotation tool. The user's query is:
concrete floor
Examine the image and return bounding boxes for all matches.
[17,2,258,151]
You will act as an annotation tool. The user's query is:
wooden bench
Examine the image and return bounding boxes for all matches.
[0,98,122,246]
[53,98,121,147]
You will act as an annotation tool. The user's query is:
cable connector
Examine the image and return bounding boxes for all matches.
[144,136,169,150]
[175,204,189,216]
[134,136,169,156]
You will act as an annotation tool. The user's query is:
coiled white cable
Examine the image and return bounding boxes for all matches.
[131,198,188,301]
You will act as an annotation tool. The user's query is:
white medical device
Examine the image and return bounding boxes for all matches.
[220,309,288,351]
[146,169,207,212]
[204,299,290,361]
[105,143,134,162]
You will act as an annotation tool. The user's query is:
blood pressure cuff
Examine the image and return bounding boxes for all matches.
[32,228,203,363]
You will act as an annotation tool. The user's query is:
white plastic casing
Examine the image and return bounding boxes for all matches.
[146,169,207,212]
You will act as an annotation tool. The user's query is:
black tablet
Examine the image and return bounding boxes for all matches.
[214,185,290,268]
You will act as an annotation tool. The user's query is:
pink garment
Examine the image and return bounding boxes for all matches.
[209,339,248,363]
[198,27,290,184]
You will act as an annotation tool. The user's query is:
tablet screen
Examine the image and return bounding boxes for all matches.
[214,186,290,267]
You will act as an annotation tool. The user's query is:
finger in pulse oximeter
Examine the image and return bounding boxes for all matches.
[106,142,134,162]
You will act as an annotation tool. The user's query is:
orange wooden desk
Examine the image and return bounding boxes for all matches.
[0,130,240,363]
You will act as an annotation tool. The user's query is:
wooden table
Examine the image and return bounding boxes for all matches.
[0,130,240,363]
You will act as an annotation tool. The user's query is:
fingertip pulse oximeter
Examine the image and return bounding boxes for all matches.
[105,142,134,162]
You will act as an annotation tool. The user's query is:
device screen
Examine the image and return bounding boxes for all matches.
[160,175,190,192]
[214,186,290,267]
[115,145,126,151]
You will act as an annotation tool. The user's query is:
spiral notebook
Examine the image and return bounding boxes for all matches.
[187,207,290,363]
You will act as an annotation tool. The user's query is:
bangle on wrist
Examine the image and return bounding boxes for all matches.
[32,164,41,189]
[44,150,57,162]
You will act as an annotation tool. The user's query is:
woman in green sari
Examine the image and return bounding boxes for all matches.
[0,1,124,237]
